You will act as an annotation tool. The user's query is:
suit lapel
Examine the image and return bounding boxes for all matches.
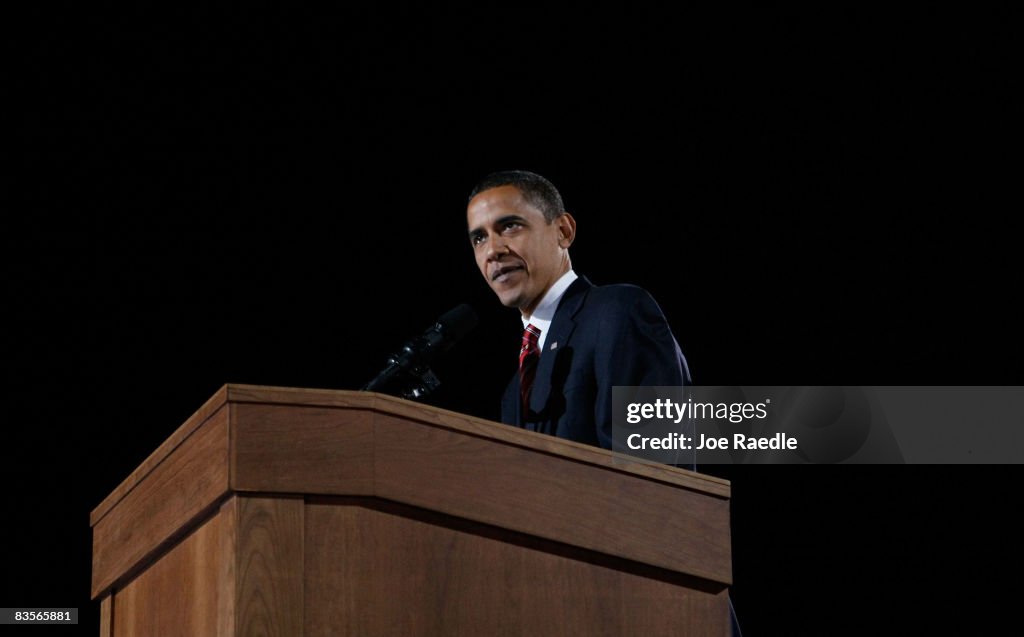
[528,277,592,413]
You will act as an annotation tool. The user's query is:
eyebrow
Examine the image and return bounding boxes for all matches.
[467,215,528,238]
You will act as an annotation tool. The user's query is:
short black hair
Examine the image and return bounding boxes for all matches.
[469,170,565,222]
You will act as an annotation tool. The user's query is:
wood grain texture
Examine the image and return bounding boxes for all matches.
[92,384,732,635]
[369,390,731,497]
[373,413,731,585]
[91,387,229,525]
[223,384,729,498]
[112,502,231,636]
[99,595,112,637]
[304,499,729,636]
[92,407,231,598]
[217,497,238,637]
[225,384,377,409]
[236,496,304,637]
[231,403,374,495]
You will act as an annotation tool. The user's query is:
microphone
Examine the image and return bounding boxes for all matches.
[362,303,479,398]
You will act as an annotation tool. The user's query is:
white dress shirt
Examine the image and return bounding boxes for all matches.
[521,269,578,352]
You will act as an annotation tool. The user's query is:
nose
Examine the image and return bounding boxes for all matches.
[486,237,510,261]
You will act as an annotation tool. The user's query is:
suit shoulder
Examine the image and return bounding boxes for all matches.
[579,284,670,324]
[586,283,659,308]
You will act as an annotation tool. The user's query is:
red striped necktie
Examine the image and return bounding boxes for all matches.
[519,323,541,413]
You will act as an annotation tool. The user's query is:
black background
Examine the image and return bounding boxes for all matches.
[7,4,1021,635]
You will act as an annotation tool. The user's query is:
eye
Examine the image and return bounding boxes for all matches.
[503,221,522,231]
[470,233,485,246]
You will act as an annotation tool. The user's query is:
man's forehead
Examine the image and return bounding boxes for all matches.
[467,186,541,224]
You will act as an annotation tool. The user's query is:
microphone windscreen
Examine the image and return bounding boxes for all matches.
[438,303,479,341]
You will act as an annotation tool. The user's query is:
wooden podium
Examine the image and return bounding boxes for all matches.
[91,385,732,636]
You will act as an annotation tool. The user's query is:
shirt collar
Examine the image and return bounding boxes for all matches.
[522,270,578,349]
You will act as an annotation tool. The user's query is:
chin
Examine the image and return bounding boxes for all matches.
[494,290,523,309]
[499,295,522,309]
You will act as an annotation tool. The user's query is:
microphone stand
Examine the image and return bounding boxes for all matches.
[361,303,478,401]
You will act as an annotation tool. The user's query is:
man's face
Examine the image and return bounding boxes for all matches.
[467,185,575,316]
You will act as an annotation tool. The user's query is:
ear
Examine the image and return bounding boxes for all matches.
[556,212,577,249]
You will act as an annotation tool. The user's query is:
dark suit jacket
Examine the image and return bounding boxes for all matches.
[501,276,690,450]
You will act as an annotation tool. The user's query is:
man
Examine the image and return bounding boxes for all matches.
[466,170,690,450]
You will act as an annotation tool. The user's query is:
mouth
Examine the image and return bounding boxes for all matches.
[491,264,525,283]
